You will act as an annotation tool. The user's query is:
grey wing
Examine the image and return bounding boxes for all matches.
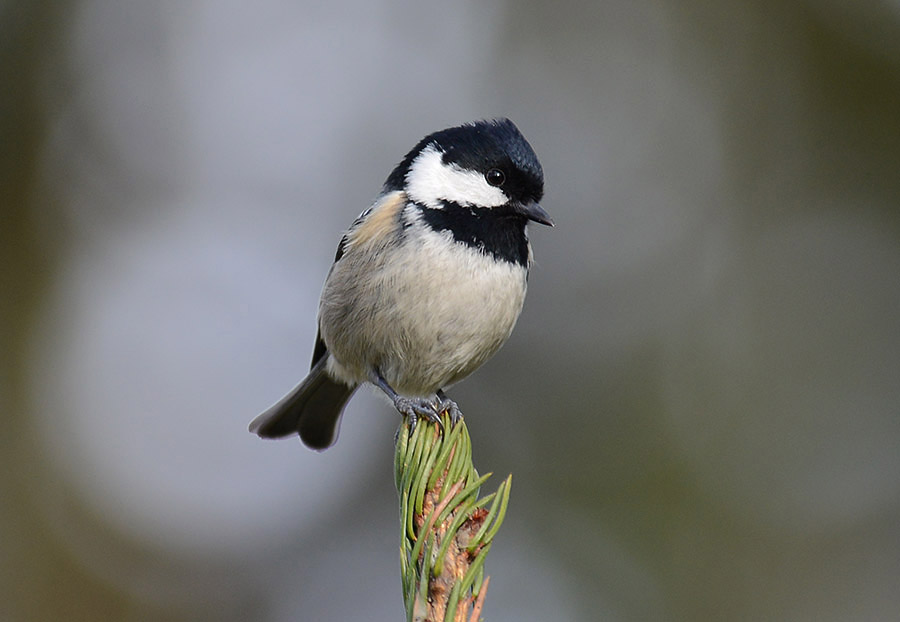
[311,330,328,368]
[307,193,403,371]
[311,230,350,368]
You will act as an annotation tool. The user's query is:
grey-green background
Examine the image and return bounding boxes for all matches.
[3,2,899,620]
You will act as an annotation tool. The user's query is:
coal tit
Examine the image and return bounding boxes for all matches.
[250,119,552,449]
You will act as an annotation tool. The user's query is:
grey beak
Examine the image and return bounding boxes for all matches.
[518,201,554,227]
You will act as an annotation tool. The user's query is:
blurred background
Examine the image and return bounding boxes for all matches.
[3,1,899,620]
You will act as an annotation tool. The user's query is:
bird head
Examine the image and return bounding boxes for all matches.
[384,119,553,227]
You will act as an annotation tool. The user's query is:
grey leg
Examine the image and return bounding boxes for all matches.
[370,370,443,431]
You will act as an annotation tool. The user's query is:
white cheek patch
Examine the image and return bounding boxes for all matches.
[406,145,508,209]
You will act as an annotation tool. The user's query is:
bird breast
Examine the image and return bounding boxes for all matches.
[319,220,529,396]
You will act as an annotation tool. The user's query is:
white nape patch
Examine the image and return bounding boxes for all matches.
[405,145,508,209]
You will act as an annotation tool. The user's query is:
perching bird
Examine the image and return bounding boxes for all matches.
[249,118,552,449]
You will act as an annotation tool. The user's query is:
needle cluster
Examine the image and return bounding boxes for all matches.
[394,414,512,622]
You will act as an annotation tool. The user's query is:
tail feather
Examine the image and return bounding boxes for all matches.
[249,358,357,449]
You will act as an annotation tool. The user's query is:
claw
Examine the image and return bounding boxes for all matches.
[394,396,443,433]
[370,371,461,435]
[435,390,463,425]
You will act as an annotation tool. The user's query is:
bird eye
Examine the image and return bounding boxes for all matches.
[485,168,505,187]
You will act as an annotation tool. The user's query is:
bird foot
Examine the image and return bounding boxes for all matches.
[433,394,462,425]
[393,396,443,433]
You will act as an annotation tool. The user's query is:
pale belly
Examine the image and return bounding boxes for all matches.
[319,234,529,395]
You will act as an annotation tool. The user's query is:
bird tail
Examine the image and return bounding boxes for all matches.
[249,357,357,450]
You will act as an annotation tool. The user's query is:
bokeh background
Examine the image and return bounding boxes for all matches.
[3,1,900,620]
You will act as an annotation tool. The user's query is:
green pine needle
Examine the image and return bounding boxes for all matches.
[394,412,511,622]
